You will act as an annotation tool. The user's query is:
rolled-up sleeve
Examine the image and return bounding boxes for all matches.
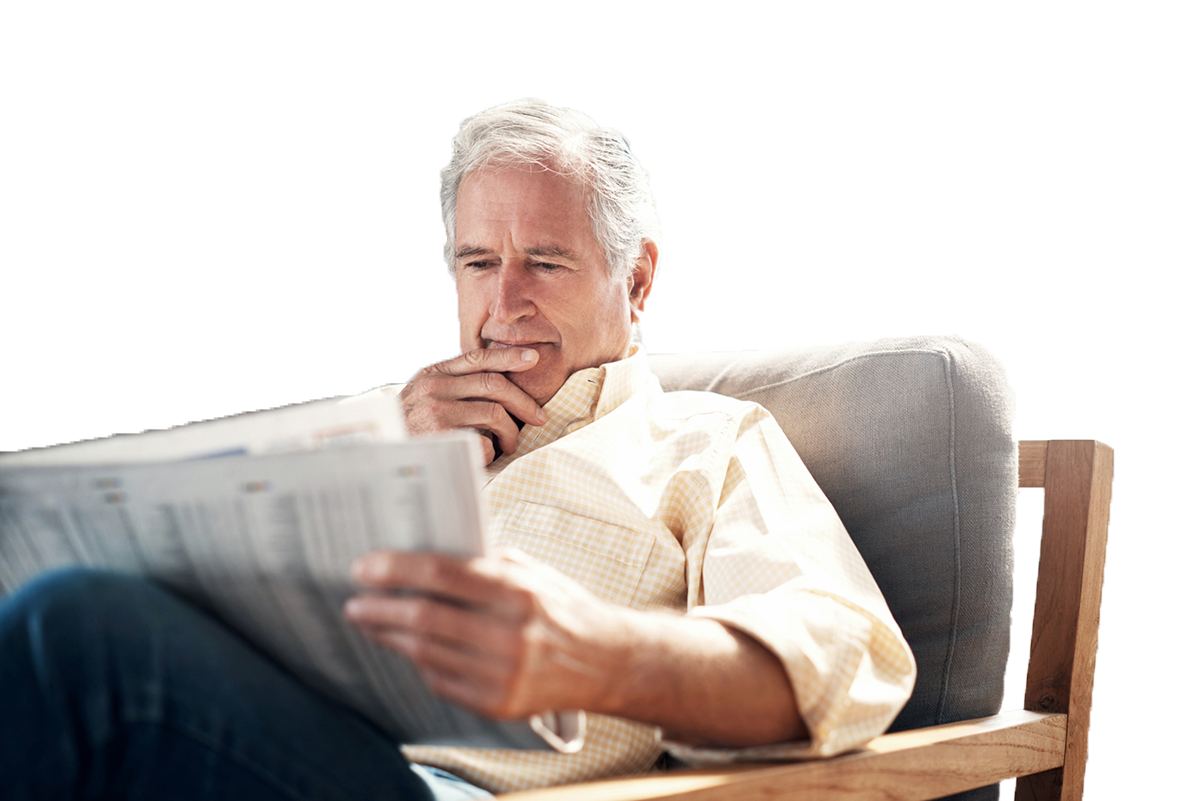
[669,407,916,760]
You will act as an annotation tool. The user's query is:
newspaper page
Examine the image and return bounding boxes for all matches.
[0,388,409,466]
[0,394,552,750]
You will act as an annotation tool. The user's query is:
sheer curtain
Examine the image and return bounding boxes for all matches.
[314,100,753,400]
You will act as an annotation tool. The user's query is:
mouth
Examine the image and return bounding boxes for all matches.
[486,340,553,350]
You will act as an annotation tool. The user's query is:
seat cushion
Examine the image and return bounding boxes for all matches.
[649,335,1016,739]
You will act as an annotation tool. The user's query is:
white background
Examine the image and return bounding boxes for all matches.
[4,0,1195,791]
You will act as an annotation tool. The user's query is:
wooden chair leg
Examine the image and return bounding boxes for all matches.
[1015,441,1113,801]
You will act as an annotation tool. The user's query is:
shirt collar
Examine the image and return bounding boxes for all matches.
[485,345,653,475]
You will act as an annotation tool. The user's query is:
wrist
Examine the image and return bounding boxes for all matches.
[585,609,697,721]
[578,604,649,717]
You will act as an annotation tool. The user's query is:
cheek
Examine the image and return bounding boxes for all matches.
[456,285,484,345]
[590,287,633,333]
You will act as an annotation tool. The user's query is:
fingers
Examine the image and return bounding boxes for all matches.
[407,373,545,437]
[343,551,618,719]
[343,552,537,718]
[477,431,497,465]
[350,551,532,612]
[346,592,519,653]
[400,348,548,457]
[426,346,541,378]
[357,625,519,718]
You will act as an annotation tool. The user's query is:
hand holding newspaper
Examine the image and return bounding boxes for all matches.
[0,391,552,750]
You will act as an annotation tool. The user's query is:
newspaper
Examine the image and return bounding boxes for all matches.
[0,392,552,750]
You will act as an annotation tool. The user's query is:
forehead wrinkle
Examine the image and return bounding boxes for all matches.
[454,243,582,263]
[525,245,579,262]
[454,245,490,260]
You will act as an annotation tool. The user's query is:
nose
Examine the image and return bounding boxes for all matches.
[489,261,536,324]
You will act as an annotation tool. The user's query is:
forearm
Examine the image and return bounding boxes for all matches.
[594,608,807,747]
[346,550,807,747]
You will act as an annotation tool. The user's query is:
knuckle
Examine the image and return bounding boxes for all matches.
[423,398,449,420]
[364,552,402,584]
[403,377,432,399]
[422,556,460,589]
[407,598,440,631]
[507,585,538,619]
[415,362,445,379]
[408,636,438,664]
[400,382,438,418]
[408,400,453,436]
[480,439,497,465]
[486,402,508,427]
[479,371,503,394]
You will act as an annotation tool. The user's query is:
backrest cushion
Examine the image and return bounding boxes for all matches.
[649,335,1016,735]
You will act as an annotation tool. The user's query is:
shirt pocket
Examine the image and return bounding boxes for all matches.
[494,502,656,607]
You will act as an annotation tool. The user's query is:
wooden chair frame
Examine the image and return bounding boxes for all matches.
[504,440,1113,801]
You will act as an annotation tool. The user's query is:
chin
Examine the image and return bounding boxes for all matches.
[507,368,563,406]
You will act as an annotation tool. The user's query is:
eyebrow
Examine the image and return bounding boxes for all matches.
[454,245,580,262]
[525,245,579,262]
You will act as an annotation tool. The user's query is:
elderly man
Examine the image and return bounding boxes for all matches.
[0,100,914,800]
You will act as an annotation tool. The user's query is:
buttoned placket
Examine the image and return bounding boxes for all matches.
[484,370,607,484]
[481,346,651,483]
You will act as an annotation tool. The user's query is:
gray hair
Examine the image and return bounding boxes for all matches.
[440,99,660,278]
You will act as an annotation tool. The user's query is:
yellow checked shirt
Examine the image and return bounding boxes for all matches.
[402,348,915,793]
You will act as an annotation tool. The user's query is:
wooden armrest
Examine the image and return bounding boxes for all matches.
[502,711,1067,801]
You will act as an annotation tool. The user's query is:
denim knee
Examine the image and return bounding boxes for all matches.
[2,567,161,658]
[0,568,164,794]
[7,564,150,608]
[1,567,439,800]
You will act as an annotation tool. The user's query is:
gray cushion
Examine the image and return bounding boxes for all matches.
[650,335,1015,800]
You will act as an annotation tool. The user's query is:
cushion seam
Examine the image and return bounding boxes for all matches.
[715,347,956,397]
[934,349,963,725]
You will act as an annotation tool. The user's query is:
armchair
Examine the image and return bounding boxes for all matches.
[502,336,1112,801]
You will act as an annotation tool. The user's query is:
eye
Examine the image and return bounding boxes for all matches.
[534,262,564,272]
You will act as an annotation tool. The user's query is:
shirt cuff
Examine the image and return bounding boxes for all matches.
[529,710,587,754]
[658,730,822,764]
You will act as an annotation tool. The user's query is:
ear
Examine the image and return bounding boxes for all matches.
[626,239,658,323]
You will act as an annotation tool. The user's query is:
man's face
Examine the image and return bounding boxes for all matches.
[454,167,651,405]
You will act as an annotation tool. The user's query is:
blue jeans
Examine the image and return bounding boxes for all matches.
[0,568,493,800]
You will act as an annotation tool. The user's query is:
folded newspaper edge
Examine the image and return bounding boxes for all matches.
[0,392,554,751]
